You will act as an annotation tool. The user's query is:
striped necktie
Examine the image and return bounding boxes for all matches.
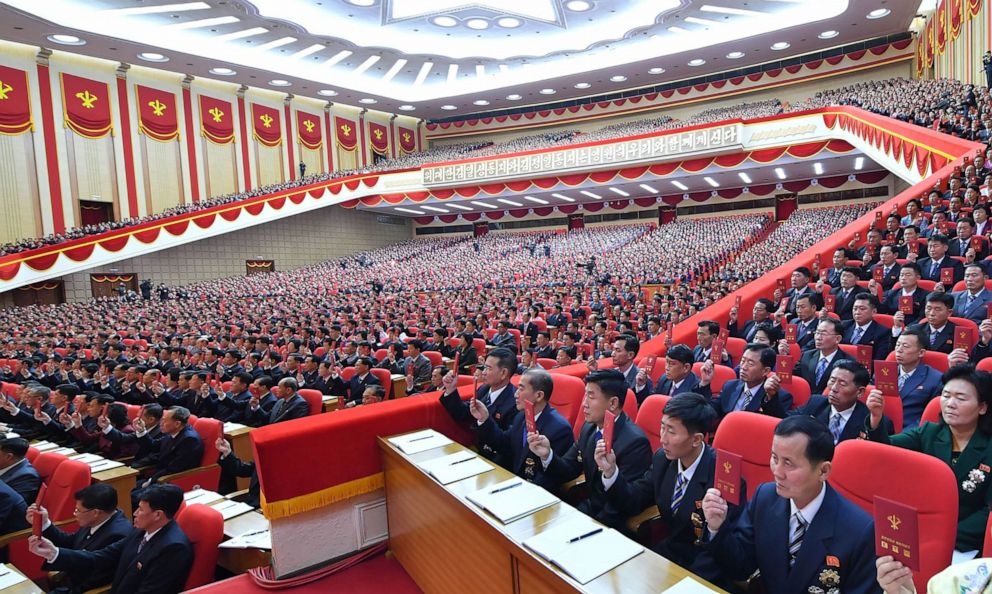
[829,413,843,444]
[671,472,687,513]
[815,357,829,385]
[736,388,753,411]
[851,326,864,344]
[789,512,808,566]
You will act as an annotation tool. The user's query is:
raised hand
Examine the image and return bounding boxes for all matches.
[701,488,729,532]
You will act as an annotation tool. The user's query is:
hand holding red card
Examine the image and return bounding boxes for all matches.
[775,355,793,383]
[734,296,742,310]
[941,268,954,285]
[875,361,899,396]
[856,345,873,368]
[954,326,975,353]
[710,339,725,364]
[101,403,109,418]
[715,449,743,506]
[453,352,460,374]
[874,496,920,571]
[718,327,729,342]
[898,296,913,315]
[784,324,798,344]
[776,278,787,291]
[32,509,42,537]
[823,293,836,313]
[873,266,884,282]
[524,398,536,435]
[602,410,616,455]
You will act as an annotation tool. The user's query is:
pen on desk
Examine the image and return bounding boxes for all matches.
[490,482,522,494]
[450,456,476,465]
[407,435,434,442]
[567,528,603,543]
[240,529,269,538]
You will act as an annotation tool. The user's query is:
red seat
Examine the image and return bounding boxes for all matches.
[535,358,556,370]
[829,440,956,591]
[25,447,38,463]
[1,382,19,399]
[543,375,585,438]
[884,351,949,373]
[978,358,992,373]
[33,452,68,485]
[782,375,811,409]
[691,362,735,394]
[724,338,747,367]
[712,411,779,497]
[635,395,670,452]
[297,389,324,414]
[920,397,942,425]
[163,418,222,492]
[423,351,443,368]
[373,349,388,362]
[623,389,638,422]
[370,368,393,399]
[640,356,667,384]
[455,375,475,387]
[126,404,142,422]
[176,503,225,589]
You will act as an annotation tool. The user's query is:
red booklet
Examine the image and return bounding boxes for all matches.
[602,410,616,455]
[32,509,42,537]
[36,483,47,506]
[101,403,109,418]
[643,356,657,377]
[823,293,836,313]
[972,236,985,251]
[954,326,975,353]
[987,302,992,320]
[776,278,787,291]
[406,362,413,376]
[875,361,899,395]
[873,266,884,282]
[907,241,918,255]
[898,296,914,315]
[734,295,742,310]
[856,345,873,368]
[524,398,536,435]
[874,496,920,571]
[710,339,725,365]
[718,327,729,342]
[453,352,460,374]
[940,268,954,285]
[784,324,798,344]
[715,449,743,506]
[775,355,794,383]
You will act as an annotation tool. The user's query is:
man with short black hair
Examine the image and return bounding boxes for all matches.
[894,292,957,354]
[703,345,793,419]
[0,437,41,503]
[440,347,518,461]
[649,344,702,400]
[840,294,892,362]
[951,263,992,325]
[330,356,381,405]
[692,321,732,366]
[789,360,892,443]
[214,371,253,423]
[247,377,308,424]
[101,406,203,488]
[793,319,852,394]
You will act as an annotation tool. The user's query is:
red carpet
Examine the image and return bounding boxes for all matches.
[188,552,422,594]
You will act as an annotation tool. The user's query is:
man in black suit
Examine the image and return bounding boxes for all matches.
[828,267,866,321]
[128,404,163,468]
[792,319,853,395]
[789,360,891,442]
[879,263,930,325]
[893,292,957,354]
[537,369,652,529]
[28,483,132,592]
[532,332,556,360]
[0,437,41,504]
[917,233,965,287]
[692,321,732,366]
[214,371,253,423]
[727,298,776,342]
[949,218,987,259]
[518,312,539,347]
[590,334,646,398]
[489,321,517,351]
[840,294,892,362]
[866,245,901,291]
[701,345,793,420]
[30,484,193,594]
[546,306,567,330]
[600,393,742,586]
[0,383,57,440]
[101,406,203,494]
[246,377,309,425]
[184,372,218,419]
[824,248,849,287]
[439,348,518,462]
[647,344,702,400]
[215,438,259,508]
[0,480,28,536]
[330,357,381,405]
[777,267,817,316]
[471,368,574,492]
[789,295,820,352]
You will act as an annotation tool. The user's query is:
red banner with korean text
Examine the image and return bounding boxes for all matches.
[251,103,281,147]
[368,121,389,154]
[296,110,322,150]
[398,126,416,153]
[61,73,112,138]
[335,116,357,150]
[135,85,179,142]
[0,65,32,135]
[199,94,235,144]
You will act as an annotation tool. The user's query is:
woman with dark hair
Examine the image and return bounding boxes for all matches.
[900,198,929,232]
[71,400,138,460]
[865,364,992,557]
[377,341,407,375]
[456,333,478,376]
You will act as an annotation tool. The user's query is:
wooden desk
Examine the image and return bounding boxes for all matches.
[379,437,726,594]
[224,425,254,491]
[0,564,42,593]
[391,375,408,399]
[218,511,271,574]
[322,395,340,413]
[92,465,138,519]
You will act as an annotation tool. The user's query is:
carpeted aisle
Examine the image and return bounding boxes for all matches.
[187,552,422,594]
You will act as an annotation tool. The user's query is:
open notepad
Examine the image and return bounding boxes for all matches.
[522,516,643,585]
[417,451,493,485]
[0,565,28,590]
[661,576,722,593]
[209,499,254,520]
[466,478,559,524]
[388,429,453,455]
[220,527,271,550]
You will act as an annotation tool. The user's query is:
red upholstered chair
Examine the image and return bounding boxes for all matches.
[978,358,992,373]
[920,397,942,425]
[176,503,225,590]
[545,374,584,438]
[724,338,747,367]
[635,395,670,453]
[884,351,949,373]
[423,351,443,368]
[1,382,18,399]
[162,417,222,492]
[314,346,327,358]
[25,447,38,463]
[33,452,68,485]
[373,349,388,362]
[691,362,736,394]
[623,389,638,421]
[829,440,956,591]
[712,411,779,495]
[370,368,393,399]
[782,375,811,409]
[341,367,356,382]
[125,404,142,422]
[533,358,554,370]
[297,389,324,414]
[455,375,475,387]
[640,356,667,384]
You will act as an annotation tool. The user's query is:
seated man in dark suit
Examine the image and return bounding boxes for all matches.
[0,479,28,537]
[893,292,957,354]
[536,369,652,529]
[917,233,965,287]
[890,329,943,428]
[27,483,132,592]
[867,245,902,291]
[600,393,743,587]
[789,360,892,443]
[792,318,853,395]
[329,357,381,406]
[30,484,193,594]
[879,263,929,325]
[692,321,733,366]
[588,334,646,398]
[215,437,259,508]
[841,293,892,362]
[727,298,776,342]
[950,263,992,325]
[646,344,702,400]
[776,267,818,316]
[789,294,820,352]
[0,383,57,440]
[0,437,41,504]
[245,377,309,425]
[101,406,203,494]
[828,267,866,321]
[700,344,793,420]
[702,416,878,593]
[470,368,574,492]
[439,348,518,462]
[214,371,254,423]
[532,332,556,360]
[489,321,517,351]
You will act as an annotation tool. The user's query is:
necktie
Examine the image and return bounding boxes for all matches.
[736,388,753,411]
[851,326,864,344]
[271,399,283,420]
[671,472,687,513]
[137,536,148,556]
[815,357,829,385]
[930,329,939,347]
[789,512,808,566]
[898,370,910,391]
[929,261,939,279]
[967,293,977,308]
[829,413,843,444]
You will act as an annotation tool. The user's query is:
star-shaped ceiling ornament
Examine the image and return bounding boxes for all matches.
[385,0,562,26]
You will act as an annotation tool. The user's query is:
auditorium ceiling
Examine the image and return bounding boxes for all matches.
[2,0,917,117]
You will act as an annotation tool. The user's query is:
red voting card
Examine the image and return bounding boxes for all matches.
[875,361,899,396]
[940,268,954,285]
[819,269,827,282]
[775,355,793,383]
[972,236,984,251]
[856,345,873,369]
[854,231,862,242]
[734,295,742,310]
[643,356,657,377]
[941,221,952,234]
[784,324,798,344]
[987,302,992,320]
[34,400,41,414]
[823,293,836,313]
[899,296,914,315]
[32,509,42,537]
[955,326,975,353]
[715,449,743,506]
[908,241,919,255]
[406,362,413,376]
[718,327,729,342]
[602,410,616,455]
[874,496,920,571]
[873,266,884,282]
[453,352,460,374]
[524,398,536,435]
[710,339,725,364]
[776,278,787,291]
[36,484,46,506]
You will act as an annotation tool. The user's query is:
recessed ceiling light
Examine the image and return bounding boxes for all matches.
[524,196,549,204]
[421,205,450,213]
[506,94,522,100]
[609,187,630,196]
[726,51,745,59]
[210,67,236,76]
[867,8,891,19]
[398,105,416,111]
[671,181,689,190]
[703,177,720,187]
[552,193,575,202]
[738,172,752,184]
[610,75,627,82]
[359,97,377,104]
[432,16,458,27]
[639,184,658,193]
[48,34,84,45]
[441,104,458,110]
[466,18,489,30]
[346,0,375,5]
[770,42,790,50]
[539,88,556,95]
[775,167,787,180]
[448,204,473,211]
[813,162,824,175]
[580,190,602,199]
[269,79,291,86]
[395,207,425,215]
[473,99,490,105]
[818,30,839,39]
[648,67,666,74]
[318,89,338,96]
[565,0,591,11]
[574,82,591,89]
[137,52,168,62]
[855,157,865,170]
[472,200,495,208]
[688,58,706,66]
[497,17,521,28]
[497,198,522,206]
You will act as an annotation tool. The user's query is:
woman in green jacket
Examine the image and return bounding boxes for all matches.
[864,364,992,557]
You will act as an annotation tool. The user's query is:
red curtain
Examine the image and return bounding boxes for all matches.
[568,213,585,230]
[473,222,489,237]
[659,206,677,225]
[775,194,799,221]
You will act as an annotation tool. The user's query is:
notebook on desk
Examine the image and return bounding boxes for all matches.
[522,515,643,585]
[417,451,493,485]
[466,478,559,524]
[388,429,453,455]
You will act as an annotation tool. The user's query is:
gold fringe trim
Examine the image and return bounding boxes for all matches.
[260,473,384,520]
